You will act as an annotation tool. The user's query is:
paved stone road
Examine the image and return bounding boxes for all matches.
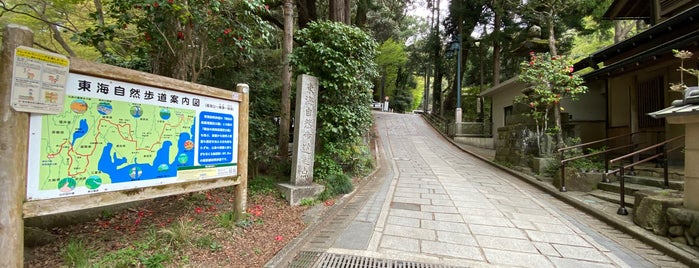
[281,112,687,268]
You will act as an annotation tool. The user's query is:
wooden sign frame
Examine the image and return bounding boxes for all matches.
[0,24,249,267]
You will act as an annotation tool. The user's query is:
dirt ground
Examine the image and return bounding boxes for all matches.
[24,189,312,267]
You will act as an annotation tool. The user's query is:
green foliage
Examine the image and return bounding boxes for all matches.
[375,38,409,100]
[62,239,94,268]
[291,21,378,188]
[216,211,238,229]
[299,198,316,206]
[248,175,279,196]
[74,0,274,80]
[317,174,354,201]
[159,218,196,247]
[516,52,588,155]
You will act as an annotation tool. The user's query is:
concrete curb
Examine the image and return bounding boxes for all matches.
[431,119,699,267]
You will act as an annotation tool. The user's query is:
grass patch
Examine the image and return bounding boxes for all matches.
[159,218,196,247]
[249,175,279,196]
[61,239,93,267]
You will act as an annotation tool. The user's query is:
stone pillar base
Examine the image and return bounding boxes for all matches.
[276,183,325,205]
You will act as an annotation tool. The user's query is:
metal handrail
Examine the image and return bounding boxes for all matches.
[557,131,657,192]
[604,135,684,215]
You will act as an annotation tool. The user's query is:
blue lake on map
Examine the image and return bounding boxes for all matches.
[97,125,195,183]
[72,119,89,145]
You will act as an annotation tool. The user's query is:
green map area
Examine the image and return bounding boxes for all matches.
[38,96,197,191]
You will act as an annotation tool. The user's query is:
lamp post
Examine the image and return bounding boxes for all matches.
[447,35,462,126]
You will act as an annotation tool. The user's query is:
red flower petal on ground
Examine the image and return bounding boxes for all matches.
[275,235,283,241]
[195,207,203,214]
[324,200,335,206]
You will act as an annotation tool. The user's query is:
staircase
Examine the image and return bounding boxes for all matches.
[587,165,685,210]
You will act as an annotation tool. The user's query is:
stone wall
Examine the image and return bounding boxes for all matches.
[667,207,699,247]
[633,190,699,248]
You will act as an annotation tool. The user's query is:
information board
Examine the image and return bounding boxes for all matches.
[26,73,239,200]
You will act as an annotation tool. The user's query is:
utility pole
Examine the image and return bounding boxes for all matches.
[279,0,293,160]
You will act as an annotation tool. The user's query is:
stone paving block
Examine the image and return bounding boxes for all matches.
[475,235,539,253]
[552,244,611,262]
[459,207,505,217]
[578,234,612,253]
[547,256,617,268]
[462,215,514,227]
[386,215,420,228]
[421,205,458,213]
[379,235,420,253]
[510,212,563,224]
[436,230,478,246]
[391,196,431,205]
[453,200,496,209]
[421,240,485,261]
[394,186,429,194]
[533,242,561,257]
[525,230,591,247]
[384,224,436,240]
[516,207,554,216]
[533,222,575,234]
[389,208,433,219]
[469,224,526,239]
[483,248,554,268]
[510,219,537,230]
[421,193,451,200]
[433,213,464,222]
[450,194,488,202]
[421,219,470,232]
[394,191,421,198]
[497,199,542,209]
[429,198,454,206]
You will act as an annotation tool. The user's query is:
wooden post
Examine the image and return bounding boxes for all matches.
[235,84,249,219]
[0,24,33,268]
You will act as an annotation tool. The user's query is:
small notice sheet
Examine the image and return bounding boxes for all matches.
[10,46,69,114]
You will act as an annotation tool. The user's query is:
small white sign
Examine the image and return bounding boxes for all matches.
[10,46,69,114]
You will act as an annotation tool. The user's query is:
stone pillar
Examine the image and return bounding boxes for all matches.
[455,107,462,135]
[666,116,699,210]
[683,123,699,210]
[277,75,324,205]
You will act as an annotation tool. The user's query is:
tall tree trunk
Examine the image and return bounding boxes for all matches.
[92,0,107,55]
[279,1,294,160]
[492,0,501,86]
[354,0,369,27]
[329,0,349,24]
[546,16,557,56]
[431,0,442,116]
[297,0,317,28]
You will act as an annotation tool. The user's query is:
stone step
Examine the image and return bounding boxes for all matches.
[623,175,684,190]
[588,189,635,208]
[597,181,666,197]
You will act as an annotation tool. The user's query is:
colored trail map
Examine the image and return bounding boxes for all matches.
[26,73,239,200]
[39,96,196,191]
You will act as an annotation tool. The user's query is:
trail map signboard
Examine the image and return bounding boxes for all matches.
[26,73,239,200]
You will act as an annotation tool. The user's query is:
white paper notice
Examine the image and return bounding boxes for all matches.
[10,46,69,114]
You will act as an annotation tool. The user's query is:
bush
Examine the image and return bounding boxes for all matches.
[291,21,378,195]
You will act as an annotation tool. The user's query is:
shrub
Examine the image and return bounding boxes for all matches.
[291,21,378,196]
